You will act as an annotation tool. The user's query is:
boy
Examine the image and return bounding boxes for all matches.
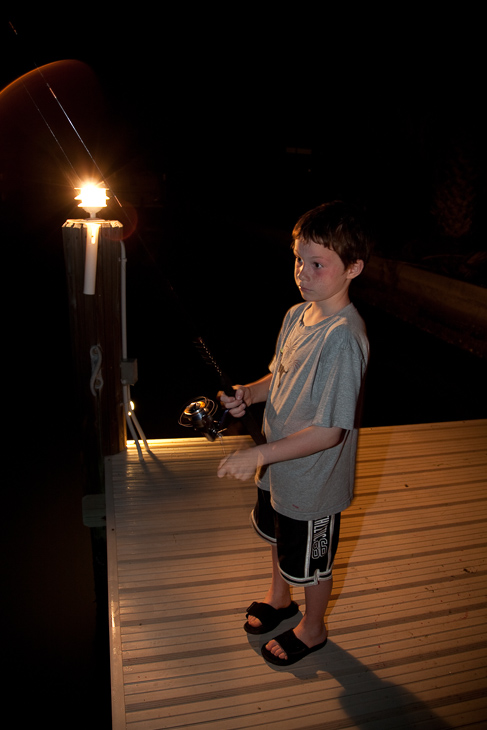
[217,201,371,666]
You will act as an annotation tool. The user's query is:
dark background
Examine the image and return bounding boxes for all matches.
[1,10,485,728]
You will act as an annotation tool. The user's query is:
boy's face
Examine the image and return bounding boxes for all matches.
[293,239,363,314]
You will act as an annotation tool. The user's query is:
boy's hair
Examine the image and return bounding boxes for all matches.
[292,201,373,269]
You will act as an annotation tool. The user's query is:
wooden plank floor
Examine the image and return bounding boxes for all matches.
[105,420,487,730]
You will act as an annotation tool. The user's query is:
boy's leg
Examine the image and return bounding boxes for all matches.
[246,544,293,630]
[249,491,337,646]
[264,577,332,660]
[262,512,338,659]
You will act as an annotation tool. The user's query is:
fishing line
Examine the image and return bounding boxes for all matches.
[7,22,177,286]
[6,19,265,446]
[15,71,80,180]
[8,20,123,207]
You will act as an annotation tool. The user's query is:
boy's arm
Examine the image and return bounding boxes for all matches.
[218,374,272,419]
[217,424,343,480]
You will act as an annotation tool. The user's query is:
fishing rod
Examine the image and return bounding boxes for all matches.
[179,336,265,446]
[6,20,265,448]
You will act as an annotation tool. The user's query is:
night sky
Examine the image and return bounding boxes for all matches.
[2,10,484,234]
[3,9,484,424]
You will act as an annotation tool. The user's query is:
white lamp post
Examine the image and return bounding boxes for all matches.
[75,184,108,295]
[63,184,149,463]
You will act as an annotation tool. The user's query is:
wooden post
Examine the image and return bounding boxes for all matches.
[63,219,126,494]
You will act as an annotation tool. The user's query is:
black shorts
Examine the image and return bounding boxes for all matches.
[251,488,341,587]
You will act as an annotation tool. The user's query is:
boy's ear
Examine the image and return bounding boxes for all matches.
[347,260,364,279]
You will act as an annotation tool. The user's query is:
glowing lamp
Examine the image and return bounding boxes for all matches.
[75,186,108,295]
[76,184,108,218]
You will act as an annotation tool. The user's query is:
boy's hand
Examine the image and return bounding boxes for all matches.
[217,447,263,481]
[218,386,249,418]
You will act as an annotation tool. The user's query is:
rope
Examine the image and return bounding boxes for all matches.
[89,345,103,396]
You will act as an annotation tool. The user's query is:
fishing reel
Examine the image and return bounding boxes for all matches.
[178,396,230,442]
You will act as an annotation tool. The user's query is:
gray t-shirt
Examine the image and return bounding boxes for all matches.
[257,301,369,520]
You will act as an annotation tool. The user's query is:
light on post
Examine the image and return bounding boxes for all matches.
[76,184,108,219]
[75,185,108,295]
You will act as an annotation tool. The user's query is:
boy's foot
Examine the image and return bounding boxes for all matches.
[262,626,327,666]
[262,623,327,665]
[244,600,299,634]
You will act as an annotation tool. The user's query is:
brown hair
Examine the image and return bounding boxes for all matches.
[292,201,373,269]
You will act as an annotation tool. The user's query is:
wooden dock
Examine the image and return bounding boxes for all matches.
[105,419,487,729]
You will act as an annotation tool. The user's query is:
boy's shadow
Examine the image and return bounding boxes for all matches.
[247,633,453,729]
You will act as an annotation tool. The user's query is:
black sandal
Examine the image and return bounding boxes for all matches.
[261,628,327,666]
[243,600,299,634]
